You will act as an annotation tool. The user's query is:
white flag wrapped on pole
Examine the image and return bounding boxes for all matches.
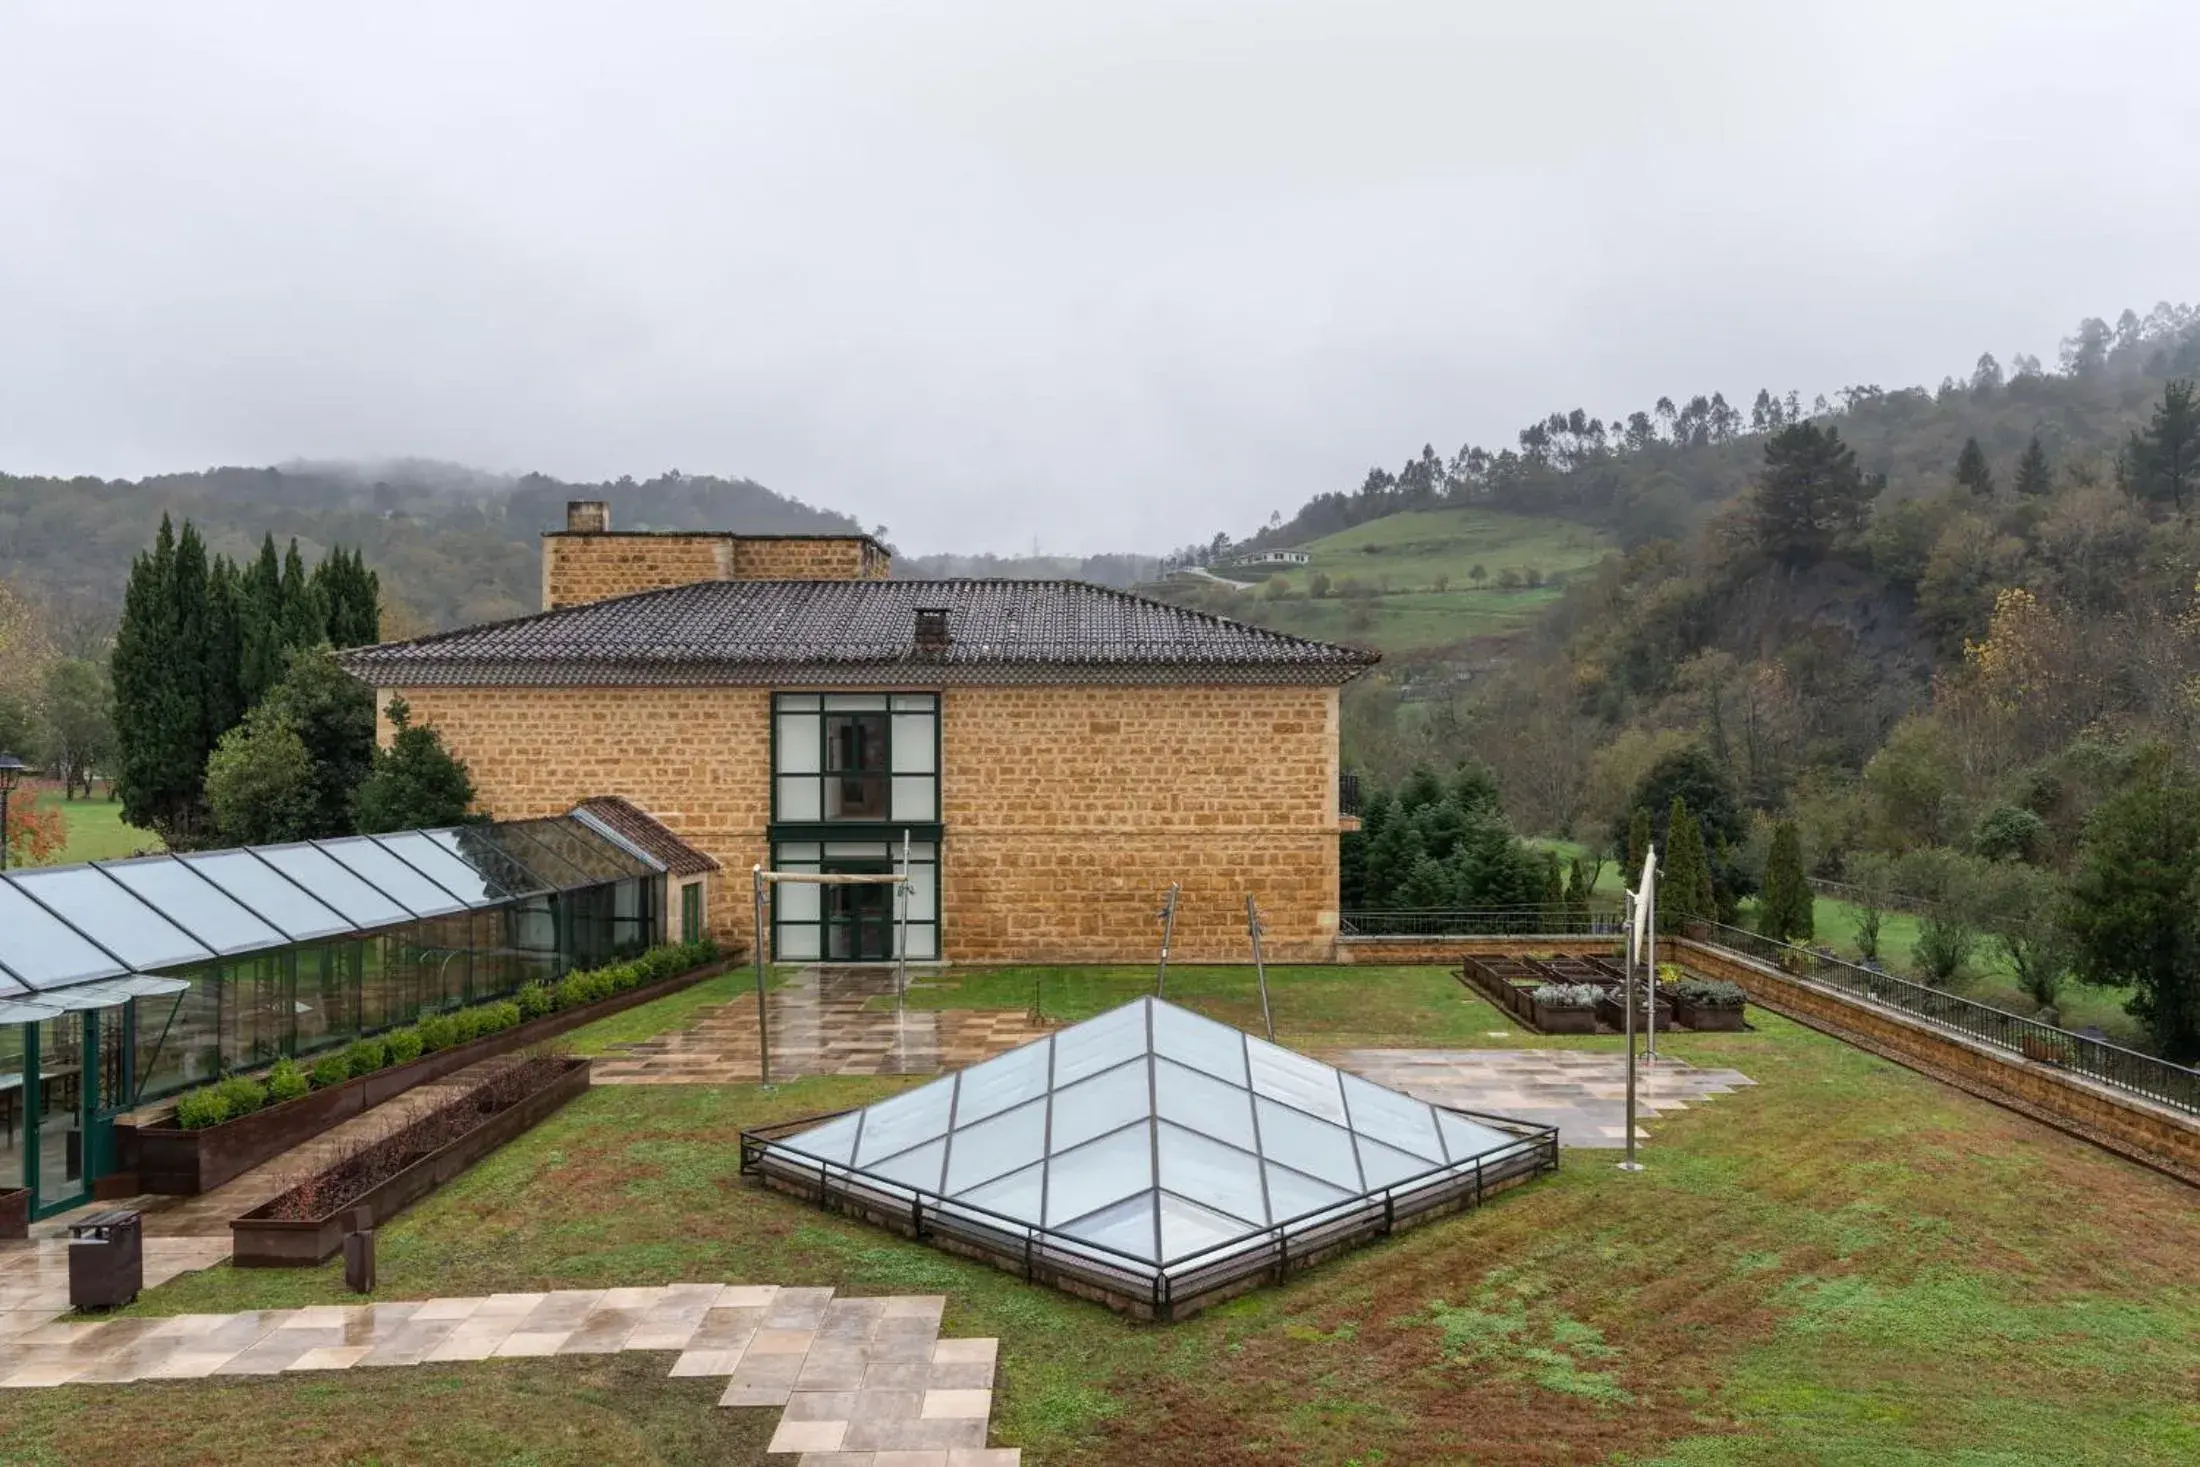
[1638,846,1660,1062]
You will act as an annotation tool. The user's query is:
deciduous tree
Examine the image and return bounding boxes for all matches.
[2062,748,2200,1061]
[353,698,477,833]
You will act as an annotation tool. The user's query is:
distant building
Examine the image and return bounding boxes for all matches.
[1230,549,1310,568]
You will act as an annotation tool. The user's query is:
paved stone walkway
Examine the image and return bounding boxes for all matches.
[593,966,1051,1085]
[0,1265,1017,1464]
[1327,1049,1755,1147]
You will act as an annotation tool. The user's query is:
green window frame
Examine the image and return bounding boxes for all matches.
[772,693,939,825]
[680,881,704,944]
[769,839,940,962]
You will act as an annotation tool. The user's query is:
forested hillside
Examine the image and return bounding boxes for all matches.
[0,462,865,633]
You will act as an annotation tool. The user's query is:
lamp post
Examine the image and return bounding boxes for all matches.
[0,752,25,871]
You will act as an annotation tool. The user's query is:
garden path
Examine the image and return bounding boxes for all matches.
[591,966,1051,1085]
[0,1269,1017,1463]
[1326,1049,1756,1146]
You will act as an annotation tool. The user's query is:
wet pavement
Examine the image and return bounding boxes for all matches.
[1326,1049,1756,1147]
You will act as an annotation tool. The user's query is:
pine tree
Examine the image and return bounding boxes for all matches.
[1749,422,1880,566]
[312,547,383,648]
[1660,795,1714,932]
[354,698,477,833]
[239,535,285,707]
[1954,436,1996,497]
[278,539,327,651]
[2126,378,2200,511]
[1759,820,1815,944]
[2014,435,2053,498]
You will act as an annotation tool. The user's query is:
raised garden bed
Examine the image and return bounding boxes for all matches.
[128,957,723,1196]
[1529,1000,1599,1035]
[1671,997,1748,1031]
[0,1186,27,1240]
[1597,991,1674,1032]
[231,1054,590,1266]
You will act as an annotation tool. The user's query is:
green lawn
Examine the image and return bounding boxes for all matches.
[21,784,162,865]
[55,964,2199,1466]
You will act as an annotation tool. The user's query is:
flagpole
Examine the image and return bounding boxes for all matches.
[1645,851,1660,1066]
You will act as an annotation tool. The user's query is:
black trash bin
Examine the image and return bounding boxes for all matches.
[67,1209,143,1312]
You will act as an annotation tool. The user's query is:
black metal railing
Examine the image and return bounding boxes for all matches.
[1340,906,1624,938]
[1686,920,2200,1117]
[1338,773,1361,818]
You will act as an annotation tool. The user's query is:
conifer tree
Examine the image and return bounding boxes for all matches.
[1540,849,1564,916]
[1954,436,1996,497]
[278,539,327,650]
[2125,378,2200,511]
[238,535,286,707]
[1759,820,1815,944]
[2014,435,2053,498]
[1660,795,1714,932]
[1626,807,1651,878]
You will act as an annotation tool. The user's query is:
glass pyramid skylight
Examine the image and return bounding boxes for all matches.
[743,997,1557,1318]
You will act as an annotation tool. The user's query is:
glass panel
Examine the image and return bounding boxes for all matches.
[775,693,821,712]
[776,776,822,821]
[221,951,292,1067]
[905,842,936,860]
[954,1159,1044,1226]
[1159,1192,1261,1263]
[1262,1162,1354,1223]
[1341,1073,1444,1162]
[426,827,547,899]
[890,694,936,713]
[1052,1000,1148,1087]
[101,856,283,956]
[318,838,468,916]
[466,824,590,891]
[34,1015,86,1210]
[854,1078,956,1163]
[374,831,506,906]
[1152,1003,1249,1086]
[825,773,888,821]
[1156,1122,1266,1225]
[7,867,211,971]
[824,843,888,859]
[292,941,361,1055]
[945,1097,1047,1193]
[777,843,822,862]
[778,881,821,923]
[890,713,936,773]
[180,852,351,940]
[0,881,125,988]
[1437,1111,1515,1162]
[777,925,820,960]
[1154,1058,1257,1150]
[1357,1136,1438,1190]
[1247,1036,1348,1124]
[253,845,413,929]
[776,713,822,774]
[867,1137,946,1193]
[951,1040,1052,1127]
[1043,1123,1152,1226]
[0,1025,21,1194]
[890,776,937,822]
[900,925,937,960]
[1254,1099,1363,1191]
[1057,1190,1157,1262]
[1048,1057,1150,1153]
[537,819,656,879]
[823,694,888,711]
[782,1111,860,1166]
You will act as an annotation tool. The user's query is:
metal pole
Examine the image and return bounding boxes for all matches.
[895,830,911,1011]
[752,865,773,1089]
[1155,883,1179,997]
[1618,882,1642,1172]
[1645,854,1660,1065]
[0,782,10,871]
[1246,895,1274,1042]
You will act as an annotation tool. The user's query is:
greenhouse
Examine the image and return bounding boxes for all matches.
[0,815,673,1219]
[742,997,1559,1319]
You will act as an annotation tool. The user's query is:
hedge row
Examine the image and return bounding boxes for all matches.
[171,939,719,1129]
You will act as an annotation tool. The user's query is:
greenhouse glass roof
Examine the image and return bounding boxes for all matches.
[744,998,1558,1318]
[0,816,667,999]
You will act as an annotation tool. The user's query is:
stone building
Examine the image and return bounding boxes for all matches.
[340,502,1377,964]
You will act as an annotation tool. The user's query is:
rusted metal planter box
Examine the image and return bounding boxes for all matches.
[1529,1003,1599,1035]
[1597,993,1673,1032]
[1671,999,1747,1032]
[128,961,722,1195]
[230,1057,591,1267]
[0,1187,28,1240]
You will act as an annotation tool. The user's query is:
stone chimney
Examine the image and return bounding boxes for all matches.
[541,499,894,610]
[914,607,952,655]
[566,500,611,533]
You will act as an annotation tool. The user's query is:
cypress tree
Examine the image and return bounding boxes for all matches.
[1954,436,1996,497]
[1759,820,1815,944]
[1540,849,1564,917]
[1626,807,1651,879]
[2014,435,2053,498]
[201,556,247,744]
[1661,795,1714,931]
[111,516,180,833]
[239,534,285,706]
[278,538,327,651]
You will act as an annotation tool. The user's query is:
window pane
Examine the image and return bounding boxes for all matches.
[1159,1192,1260,1263]
[426,827,547,899]
[7,867,210,972]
[1052,999,1147,1086]
[1437,1111,1514,1162]
[1263,1162,1353,1222]
[1253,1099,1363,1191]
[101,857,285,955]
[823,843,888,859]
[776,714,821,774]
[1048,1057,1150,1152]
[823,695,888,711]
[945,1097,1047,1193]
[824,772,888,821]
[951,1040,1051,1127]
[373,832,507,906]
[0,881,127,988]
[1043,1125,1153,1226]
[890,713,936,773]
[775,693,821,712]
[1056,1190,1157,1262]
[1154,1057,1256,1150]
[890,776,937,821]
[776,843,822,862]
[1340,1072,1444,1162]
[854,1077,955,1163]
[1247,1036,1349,1123]
[777,776,822,821]
[890,694,936,712]
[899,924,937,960]
[867,1137,946,1193]
[782,1111,860,1166]
[778,881,821,922]
[1156,1122,1266,1225]
[317,839,468,917]
[180,853,351,940]
[777,925,820,960]
[904,860,937,922]
[253,845,413,929]
[953,1160,1044,1227]
[1152,1002,1249,1086]
[1357,1136,1438,1190]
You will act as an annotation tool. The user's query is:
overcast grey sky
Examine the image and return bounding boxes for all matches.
[5,1,2198,554]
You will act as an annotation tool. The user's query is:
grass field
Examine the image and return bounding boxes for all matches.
[18,783,163,865]
[31,964,2195,1467]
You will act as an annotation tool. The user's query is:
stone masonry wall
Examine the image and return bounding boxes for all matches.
[380,681,1344,962]
[541,535,889,610]
[728,538,890,581]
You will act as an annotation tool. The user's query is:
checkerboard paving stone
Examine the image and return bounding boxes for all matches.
[0,1280,1018,1459]
[1327,1049,1756,1147]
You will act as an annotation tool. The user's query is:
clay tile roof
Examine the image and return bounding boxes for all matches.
[570,797,720,877]
[338,579,1379,688]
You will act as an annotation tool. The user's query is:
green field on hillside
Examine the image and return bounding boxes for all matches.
[23,786,163,865]
[1189,507,1613,654]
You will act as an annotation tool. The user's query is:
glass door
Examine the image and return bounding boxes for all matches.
[33,1014,87,1213]
[0,1025,25,1203]
[824,863,894,960]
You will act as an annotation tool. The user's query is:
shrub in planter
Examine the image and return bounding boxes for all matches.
[385,1027,424,1066]
[214,1075,269,1119]
[176,1089,233,1129]
[416,1014,459,1054]
[1670,978,1746,1009]
[517,983,552,1020]
[485,1000,522,1033]
[266,1060,310,1104]
[1530,983,1602,1011]
[345,1039,388,1078]
[309,1053,351,1090]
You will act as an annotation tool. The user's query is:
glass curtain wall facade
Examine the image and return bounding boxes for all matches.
[770,692,942,960]
[0,818,667,1216]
